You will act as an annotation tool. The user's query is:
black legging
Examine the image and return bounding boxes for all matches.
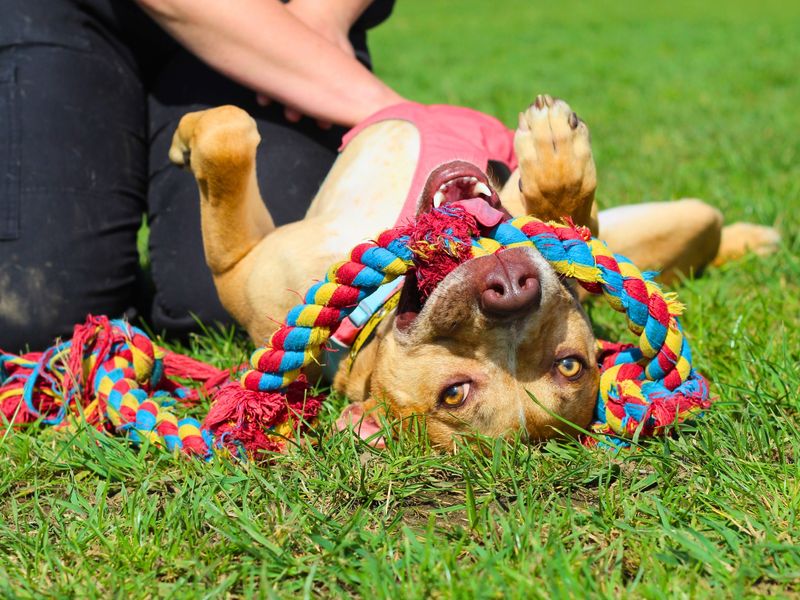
[0,0,391,352]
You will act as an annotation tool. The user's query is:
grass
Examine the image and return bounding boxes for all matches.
[3,0,800,596]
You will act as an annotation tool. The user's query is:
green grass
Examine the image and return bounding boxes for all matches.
[3,0,800,596]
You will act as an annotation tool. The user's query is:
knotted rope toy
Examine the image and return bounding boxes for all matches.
[0,316,229,456]
[0,208,711,457]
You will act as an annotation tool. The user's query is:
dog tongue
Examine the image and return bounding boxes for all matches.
[450,198,505,228]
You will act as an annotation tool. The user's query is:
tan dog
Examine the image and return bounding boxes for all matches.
[169,96,778,449]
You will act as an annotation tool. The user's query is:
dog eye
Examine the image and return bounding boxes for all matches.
[439,382,470,408]
[556,357,583,380]
[518,177,524,192]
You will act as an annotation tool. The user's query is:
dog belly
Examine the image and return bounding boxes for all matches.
[304,120,420,241]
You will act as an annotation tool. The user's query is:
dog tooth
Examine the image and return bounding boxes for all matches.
[433,190,446,208]
[473,182,492,197]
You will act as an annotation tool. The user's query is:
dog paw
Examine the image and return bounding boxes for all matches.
[168,105,260,181]
[515,95,596,224]
[714,222,782,266]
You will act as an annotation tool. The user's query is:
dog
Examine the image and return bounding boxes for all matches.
[169,95,779,449]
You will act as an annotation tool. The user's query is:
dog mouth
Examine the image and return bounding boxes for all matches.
[432,176,492,208]
[417,160,508,219]
[396,161,512,333]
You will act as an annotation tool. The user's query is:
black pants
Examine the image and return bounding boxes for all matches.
[0,0,382,352]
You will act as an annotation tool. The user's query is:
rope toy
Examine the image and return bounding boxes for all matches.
[0,316,225,457]
[1,209,711,456]
[209,207,711,454]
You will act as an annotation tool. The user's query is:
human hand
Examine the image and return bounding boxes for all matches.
[141,0,404,129]
[256,0,369,127]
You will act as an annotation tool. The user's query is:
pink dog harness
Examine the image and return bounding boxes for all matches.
[340,102,518,225]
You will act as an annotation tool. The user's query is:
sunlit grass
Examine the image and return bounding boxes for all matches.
[2,0,799,596]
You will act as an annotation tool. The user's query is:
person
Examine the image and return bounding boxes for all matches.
[0,0,403,352]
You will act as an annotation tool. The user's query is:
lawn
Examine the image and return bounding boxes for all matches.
[2,0,800,597]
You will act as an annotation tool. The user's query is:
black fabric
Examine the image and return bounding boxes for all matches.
[0,0,393,352]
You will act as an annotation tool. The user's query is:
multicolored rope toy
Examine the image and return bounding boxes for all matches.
[0,316,225,457]
[208,206,711,454]
[0,208,711,457]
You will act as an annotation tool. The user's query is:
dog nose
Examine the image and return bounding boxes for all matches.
[472,248,542,318]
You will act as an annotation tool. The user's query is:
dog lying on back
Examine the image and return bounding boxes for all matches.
[170,95,778,449]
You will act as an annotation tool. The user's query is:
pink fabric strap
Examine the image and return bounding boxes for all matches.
[340,102,518,225]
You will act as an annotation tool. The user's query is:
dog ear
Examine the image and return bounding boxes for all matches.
[334,399,386,448]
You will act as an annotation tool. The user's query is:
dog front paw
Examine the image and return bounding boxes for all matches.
[169,105,260,183]
[515,95,596,226]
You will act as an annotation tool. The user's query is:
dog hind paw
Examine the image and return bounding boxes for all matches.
[714,222,782,266]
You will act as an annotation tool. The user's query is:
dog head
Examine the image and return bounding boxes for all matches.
[336,162,599,450]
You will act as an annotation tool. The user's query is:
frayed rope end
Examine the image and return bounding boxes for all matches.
[203,375,325,459]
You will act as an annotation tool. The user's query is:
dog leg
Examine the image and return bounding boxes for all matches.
[170,106,273,274]
[600,200,781,283]
[500,95,598,234]
[169,105,274,327]
[599,199,725,283]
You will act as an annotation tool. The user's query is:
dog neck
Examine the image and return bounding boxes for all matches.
[320,278,402,387]
[331,311,395,404]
